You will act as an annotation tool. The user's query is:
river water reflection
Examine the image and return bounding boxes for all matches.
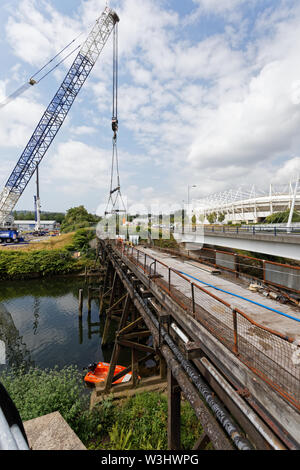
[0,277,124,372]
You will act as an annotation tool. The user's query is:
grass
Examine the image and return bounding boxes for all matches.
[25,232,75,251]
[90,392,204,451]
[0,232,75,252]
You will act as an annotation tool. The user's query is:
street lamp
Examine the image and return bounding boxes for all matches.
[187,185,197,219]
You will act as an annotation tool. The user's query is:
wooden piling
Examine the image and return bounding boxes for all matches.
[78,316,83,344]
[168,369,181,450]
[88,286,92,314]
[78,289,83,316]
[160,355,167,380]
[131,308,139,387]
[99,286,103,311]
[99,263,111,316]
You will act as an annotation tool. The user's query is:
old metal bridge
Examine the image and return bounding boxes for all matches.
[90,238,300,451]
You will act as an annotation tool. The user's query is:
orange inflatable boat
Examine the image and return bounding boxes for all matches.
[84,362,133,385]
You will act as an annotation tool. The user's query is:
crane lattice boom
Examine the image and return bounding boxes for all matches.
[0,7,119,226]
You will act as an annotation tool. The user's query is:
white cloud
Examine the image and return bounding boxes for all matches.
[192,0,249,13]
[6,0,83,67]
[70,125,97,136]
[272,157,300,184]
[45,140,111,197]
[186,3,300,186]
[185,0,258,25]
[0,80,44,149]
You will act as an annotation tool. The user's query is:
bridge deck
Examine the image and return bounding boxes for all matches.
[126,245,300,408]
[139,246,300,340]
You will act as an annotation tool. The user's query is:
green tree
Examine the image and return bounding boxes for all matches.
[60,206,101,233]
[42,212,65,224]
[264,210,300,224]
[218,212,225,223]
[207,212,217,224]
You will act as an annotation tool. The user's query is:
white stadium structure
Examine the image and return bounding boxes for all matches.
[192,177,300,224]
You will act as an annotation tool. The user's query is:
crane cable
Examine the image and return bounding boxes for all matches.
[0,27,88,110]
[31,44,82,84]
[105,22,126,217]
[30,31,85,83]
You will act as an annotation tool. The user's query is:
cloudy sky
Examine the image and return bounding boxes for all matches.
[0,0,300,215]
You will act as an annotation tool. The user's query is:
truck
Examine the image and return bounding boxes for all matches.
[0,228,24,244]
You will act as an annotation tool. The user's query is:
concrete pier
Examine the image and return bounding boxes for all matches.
[23,412,86,450]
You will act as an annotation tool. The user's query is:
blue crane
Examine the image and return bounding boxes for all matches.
[0,7,119,228]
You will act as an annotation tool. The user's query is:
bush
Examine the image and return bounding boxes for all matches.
[60,206,100,233]
[0,368,205,450]
[0,228,98,280]
[153,234,178,250]
[64,228,96,260]
[0,249,82,280]
[72,229,95,251]
[0,366,102,445]
[115,392,168,449]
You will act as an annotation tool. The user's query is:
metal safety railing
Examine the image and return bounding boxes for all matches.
[113,240,300,410]
[0,383,29,450]
[201,224,300,236]
[154,245,300,295]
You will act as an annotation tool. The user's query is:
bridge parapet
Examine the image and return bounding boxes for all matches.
[174,225,300,261]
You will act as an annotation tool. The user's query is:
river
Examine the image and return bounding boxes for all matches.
[0,276,126,372]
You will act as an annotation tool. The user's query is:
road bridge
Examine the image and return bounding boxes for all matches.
[92,239,300,450]
[174,225,300,261]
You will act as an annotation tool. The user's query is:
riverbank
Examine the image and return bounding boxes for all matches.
[0,365,205,450]
[0,229,96,280]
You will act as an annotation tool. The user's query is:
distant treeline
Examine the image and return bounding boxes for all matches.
[263,210,300,224]
[13,210,65,224]
[13,206,102,229]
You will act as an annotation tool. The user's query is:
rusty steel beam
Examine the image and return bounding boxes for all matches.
[168,369,181,450]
